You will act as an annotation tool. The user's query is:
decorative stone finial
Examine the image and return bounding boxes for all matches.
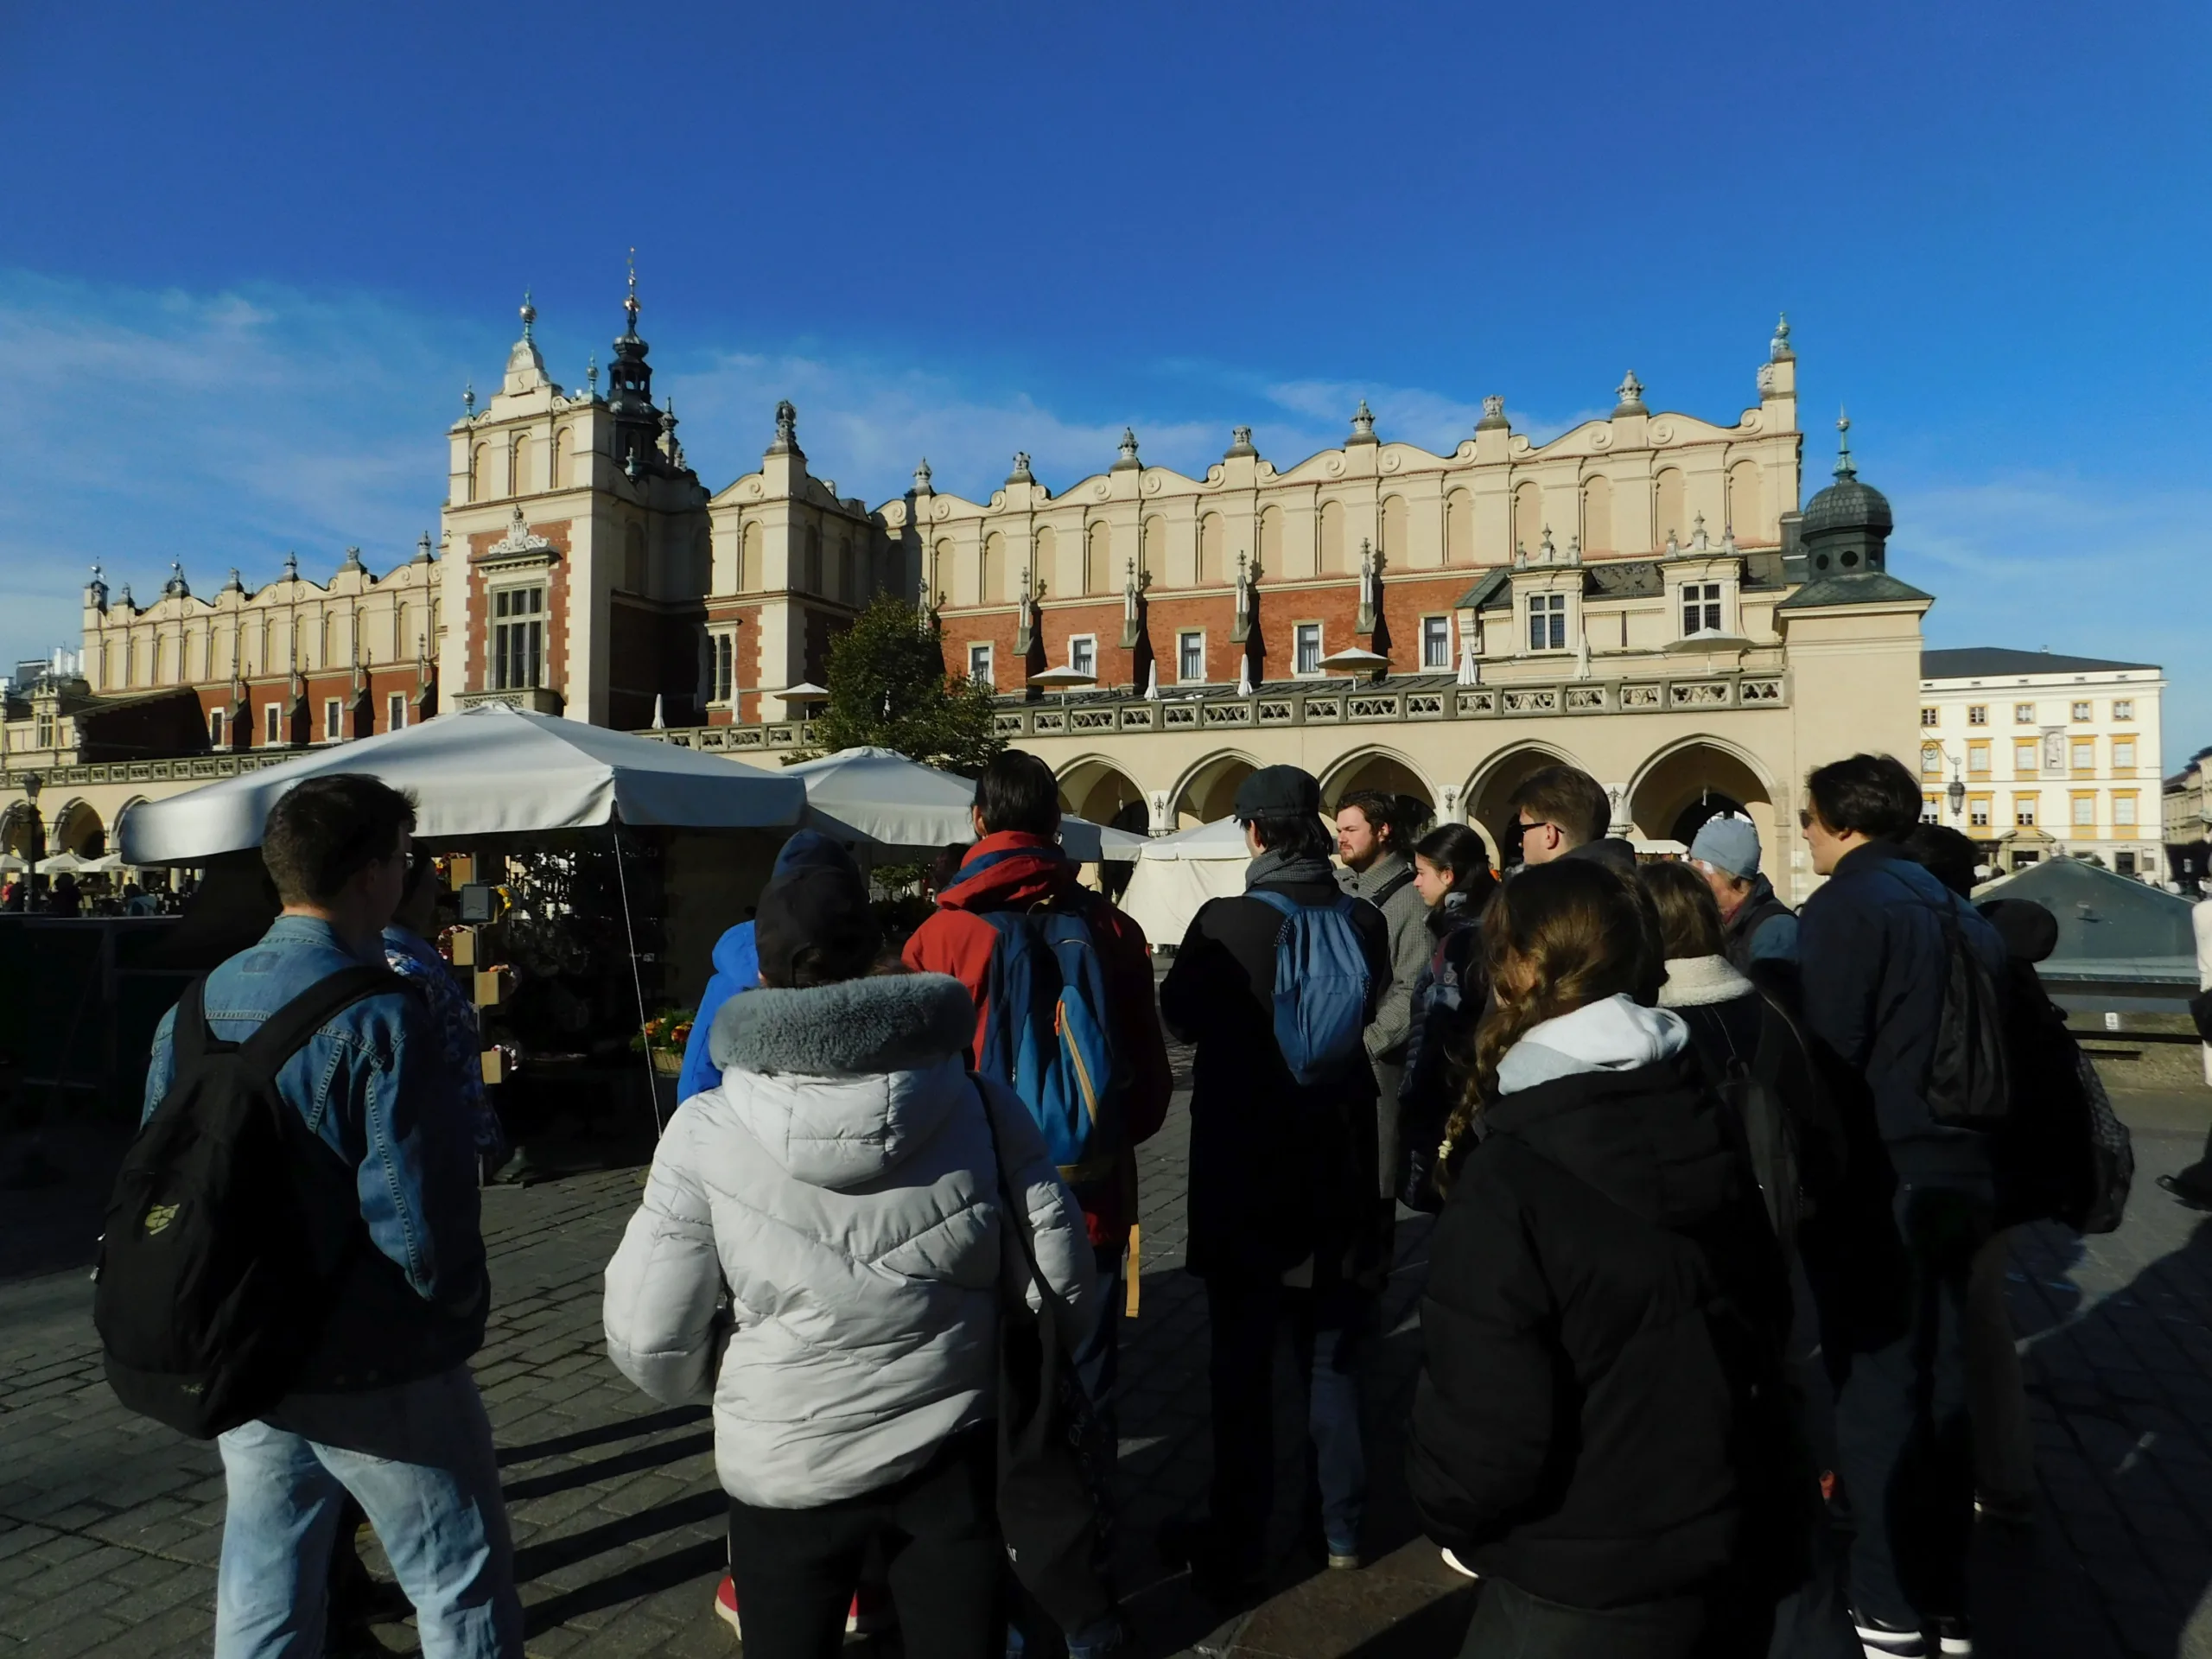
[1613,372,1647,417]
[1350,399,1376,440]
[1834,408,1856,480]
[1114,427,1141,469]
[224,567,244,593]
[913,457,934,493]
[624,249,640,332]
[1007,451,1034,485]
[1567,534,1582,564]
[1476,394,1509,431]
[340,546,365,572]
[283,550,298,582]
[1225,425,1256,459]
[462,380,475,416]
[164,560,189,598]
[776,400,796,442]
[416,531,434,564]
[1539,526,1555,563]
[1770,313,1793,361]
[1721,524,1738,556]
[1665,528,1680,556]
[119,582,134,607]
[1514,539,1527,568]
[586,354,599,394]
[520,289,536,341]
[1691,512,1709,551]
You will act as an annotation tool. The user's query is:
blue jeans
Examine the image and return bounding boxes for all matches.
[214,1366,521,1658]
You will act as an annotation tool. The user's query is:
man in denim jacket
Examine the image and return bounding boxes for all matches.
[143,775,518,1657]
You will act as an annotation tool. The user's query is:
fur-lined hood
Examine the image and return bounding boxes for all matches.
[1656,954,1752,1009]
[704,973,978,1192]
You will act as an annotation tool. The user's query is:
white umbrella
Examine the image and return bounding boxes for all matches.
[78,851,128,874]
[120,702,807,862]
[1236,655,1255,696]
[1318,645,1390,680]
[786,747,1142,861]
[35,850,88,875]
[0,852,29,874]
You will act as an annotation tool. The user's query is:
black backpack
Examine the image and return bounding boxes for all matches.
[95,966,403,1439]
[1922,892,2012,1128]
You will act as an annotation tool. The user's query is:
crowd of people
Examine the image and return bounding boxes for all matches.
[99,743,2150,1659]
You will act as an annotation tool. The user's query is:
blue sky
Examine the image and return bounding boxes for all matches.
[2,2,2206,766]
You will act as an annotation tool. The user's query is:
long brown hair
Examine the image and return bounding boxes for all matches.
[1436,860,1661,1185]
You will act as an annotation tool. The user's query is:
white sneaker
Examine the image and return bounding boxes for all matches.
[1440,1548,1479,1580]
[1853,1613,1928,1658]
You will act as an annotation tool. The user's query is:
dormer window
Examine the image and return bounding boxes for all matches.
[1528,594,1567,652]
[1681,582,1723,636]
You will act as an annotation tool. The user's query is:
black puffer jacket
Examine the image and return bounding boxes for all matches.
[1160,864,1391,1284]
[1407,1053,1799,1610]
[1395,895,1490,1210]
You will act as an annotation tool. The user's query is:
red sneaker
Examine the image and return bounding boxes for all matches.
[712,1574,889,1637]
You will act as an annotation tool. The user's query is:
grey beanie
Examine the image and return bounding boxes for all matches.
[1689,817,1762,880]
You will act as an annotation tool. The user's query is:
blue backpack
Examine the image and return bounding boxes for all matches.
[1245,889,1375,1086]
[978,905,1126,1186]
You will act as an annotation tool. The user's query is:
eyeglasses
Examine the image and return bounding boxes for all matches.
[1797,810,1815,830]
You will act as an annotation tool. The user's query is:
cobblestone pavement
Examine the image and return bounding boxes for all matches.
[3,1074,2209,1657]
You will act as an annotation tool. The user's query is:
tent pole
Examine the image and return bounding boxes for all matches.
[610,816,665,1136]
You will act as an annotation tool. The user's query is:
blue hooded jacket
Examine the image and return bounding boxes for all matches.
[675,830,860,1102]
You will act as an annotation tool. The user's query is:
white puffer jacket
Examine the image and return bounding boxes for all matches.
[602,971,1096,1508]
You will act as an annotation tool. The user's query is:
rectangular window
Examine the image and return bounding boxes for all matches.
[1967,742,1990,774]
[2014,741,2037,772]
[712,634,734,703]
[2070,740,2094,772]
[2015,797,2037,827]
[2113,738,2136,769]
[1969,797,1992,828]
[34,710,54,749]
[387,693,406,732]
[2014,702,2037,723]
[265,703,283,745]
[968,643,994,687]
[1921,707,1940,728]
[1527,593,1567,652]
[1295,622,1323,676]
[323,698,341,741]
[1967,704,1988,726]
[2072,795,2096,827]
[1421,615,1452,670]
[2070,701,2093,721]
[1921,795,1941,825]
[1681,582,1722,636]
[1070,635,1096,678]
[2116,851,2137,875]
[2115,794,2138,826]
[2113,699,2134,721]
[208,709,225,747]
[1178,631,1205,683]
[493,586,545,690]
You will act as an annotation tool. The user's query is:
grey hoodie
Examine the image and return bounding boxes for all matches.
[602,972,1096,1508]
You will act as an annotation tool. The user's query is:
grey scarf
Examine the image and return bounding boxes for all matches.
[1247,847,1338,890]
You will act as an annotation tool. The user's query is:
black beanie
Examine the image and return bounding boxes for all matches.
[754,865,881,988]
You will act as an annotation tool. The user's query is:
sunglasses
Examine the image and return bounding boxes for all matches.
[1797,810,1816,830]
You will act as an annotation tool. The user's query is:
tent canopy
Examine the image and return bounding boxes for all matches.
[120,703,807,863]
[1121,817,1251,945]
[1975,855,2201,983]
[1136,816,1252,861]
[788,747,1145,861]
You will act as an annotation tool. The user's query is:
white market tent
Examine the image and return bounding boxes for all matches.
[35,850,90,875]
[787,747,1146,861]
[1118,816,1252,947]
[119,702,807,862]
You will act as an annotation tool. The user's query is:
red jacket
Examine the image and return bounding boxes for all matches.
[903,831,1173,1249]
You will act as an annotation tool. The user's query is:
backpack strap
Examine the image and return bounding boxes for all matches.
[171,976,214,1066]
[1363,867,1415,910]
[238,965,408,1077]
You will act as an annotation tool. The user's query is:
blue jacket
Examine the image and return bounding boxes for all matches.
[676,920,759,1103]
[143,914,489,1390]
[1798,840,2008,1193]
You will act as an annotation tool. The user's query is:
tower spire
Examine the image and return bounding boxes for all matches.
[1834,408,1856,480]
[519,289,536,341]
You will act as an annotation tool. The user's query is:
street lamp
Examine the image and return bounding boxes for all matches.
[1947,763,1966,823]
[19,772,43,912]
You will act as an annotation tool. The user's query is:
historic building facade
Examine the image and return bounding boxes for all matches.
[1916,649,2167,878]
[3,294,1941,903]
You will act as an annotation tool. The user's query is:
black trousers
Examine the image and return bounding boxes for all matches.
[1461,1577,1768,1659]
[726,1426,1002,1659]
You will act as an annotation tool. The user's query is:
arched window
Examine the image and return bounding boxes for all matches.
[1033,526,1056,594]
[982,532,1004,605]
[1198,513,1224,587]
[1319,500,1345,573]
[512,434,533,496]
[1728,461,1764,542]
[1258,505,1282,573]
[1445,489,1474,565]
[931,538,955,603]
[1085,522,1112,595]
[1142,516,1166,582]
[471,443,489,502]
[1581,475,1613,555]
[741,522,764,593]
[551,427,571,490]
[1380,495,1408,564]
[1654,468,1687,550]
[1512,481,1541,557]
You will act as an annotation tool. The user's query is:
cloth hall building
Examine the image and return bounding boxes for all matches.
[4,291,1941,903]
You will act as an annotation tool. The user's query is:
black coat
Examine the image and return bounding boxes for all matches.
[1407,1055,1800,1611]
[1797,841,2008,1193]
[1395,906,1488,1210]
[1160,870,1391,1284]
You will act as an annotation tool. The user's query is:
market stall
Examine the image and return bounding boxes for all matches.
[788,746,1147,861]
[1117,817,1252,949]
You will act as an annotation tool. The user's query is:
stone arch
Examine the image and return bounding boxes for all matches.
[981,531,1004,607]
[1033,525,1056,594]
[0,803,36,857]
[1380,495,1408,564]
[1581,474,1614,555]
[512,433,533,496]
[51,799,105,856]
[1319,747,1438,817]
[551,426,572,490]
[1319,499,1347,573]
[113,796,149,855]
[1654,467,1687,550]
[1728,459,1764,542]
[1445,488,1474,565]
[471,442,490,503]
[1056,754,1149,835]
[1624,736,1779,852]
[741,521,764,592]
[1141,516,1167,582]
[1512,480,1541,557]
[1171,750,1261,830]
[1257,505,1282,574]
[1462,741,1586,855]
[1084,522,1112,596]
[1198,512,1225,588]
